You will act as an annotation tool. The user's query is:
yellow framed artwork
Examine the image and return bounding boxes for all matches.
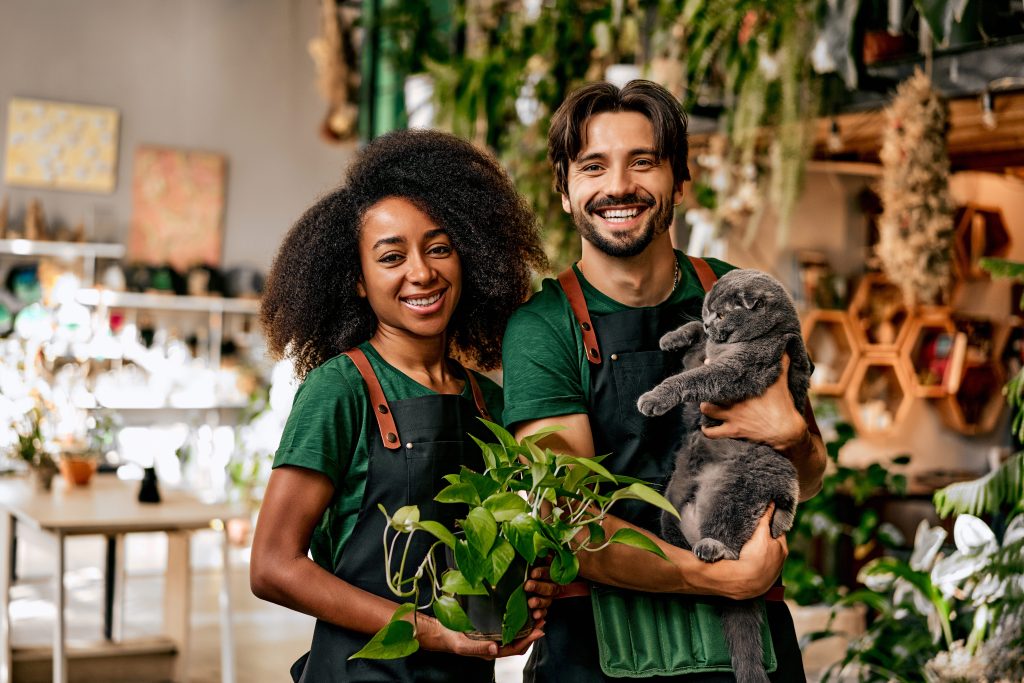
[3,97,120,193]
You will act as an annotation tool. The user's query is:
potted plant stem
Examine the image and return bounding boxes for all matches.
[351,420,679,659]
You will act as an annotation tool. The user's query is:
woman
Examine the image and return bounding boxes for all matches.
[251,129,551,682]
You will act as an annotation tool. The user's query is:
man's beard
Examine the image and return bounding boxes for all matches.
[572,193,673,258]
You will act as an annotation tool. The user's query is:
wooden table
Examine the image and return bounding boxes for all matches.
[0,474,247,683]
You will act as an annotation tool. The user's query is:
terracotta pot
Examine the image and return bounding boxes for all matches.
[59,457,97,486]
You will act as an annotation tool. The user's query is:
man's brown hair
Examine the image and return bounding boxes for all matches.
[547,79,690,196]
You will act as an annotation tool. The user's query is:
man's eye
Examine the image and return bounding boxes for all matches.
[634,158,654,167]
[582,164,603,172]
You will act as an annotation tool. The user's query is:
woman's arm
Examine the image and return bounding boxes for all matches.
[515,415,787,600]
[250,465,543,658]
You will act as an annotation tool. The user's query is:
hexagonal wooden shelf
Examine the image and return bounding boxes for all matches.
[844,356,914,437]
[954,203,1012,280]
[937,362,1006,436]
[900,307,961,398]
[849,273,911,354]
[802,309,859,396]
[951,313,1001,368]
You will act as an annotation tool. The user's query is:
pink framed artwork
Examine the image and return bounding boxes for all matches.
[128,146,227,270]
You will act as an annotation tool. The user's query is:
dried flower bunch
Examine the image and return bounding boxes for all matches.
[877,69,956,306]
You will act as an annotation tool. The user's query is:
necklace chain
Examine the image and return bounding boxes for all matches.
[672,259,680,291]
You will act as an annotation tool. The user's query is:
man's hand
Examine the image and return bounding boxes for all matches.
[707,504,788,600]
[700,355,806,450]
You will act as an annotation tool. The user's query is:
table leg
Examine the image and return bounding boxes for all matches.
[53,533,67,683]
[0,513,13,683]
[103,534,125,642]
[165,531,191,683]
[218,526,236,683]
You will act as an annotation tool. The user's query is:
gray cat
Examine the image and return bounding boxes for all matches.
[636,269,811,683]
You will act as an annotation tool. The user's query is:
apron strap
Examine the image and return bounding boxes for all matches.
[455,362,493,421]
[687,255,719,293]
[342,348,401,450]
[558,267,602,365]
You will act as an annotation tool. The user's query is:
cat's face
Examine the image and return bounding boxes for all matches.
[702,270,794,343]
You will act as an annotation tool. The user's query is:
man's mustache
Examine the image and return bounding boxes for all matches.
[585,193,656,213]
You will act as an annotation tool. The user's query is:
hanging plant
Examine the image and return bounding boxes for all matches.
[876,69,956,307]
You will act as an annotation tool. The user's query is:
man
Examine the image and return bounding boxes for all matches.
[502,80,827,681]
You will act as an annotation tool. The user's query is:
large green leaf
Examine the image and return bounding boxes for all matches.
[479,419,518,453]
[487,538,516,586]
[550,549,580,584]
[348,603,420,660]
[506,513,540,563]
[463,506,498,556]
[501,584,529,645]
[470,433,499,470]
[586,521,606,547]
[608,528,668,561]
[415,521,455,549]
[435,482,481,507]
[461,467,501,501]
[390,505,420,530]
[434,595,475,633]
[483,492,529,521]
[441,569,488,596]
[455,539,487,587]
[610,483,680,518]
[560,455,616,482]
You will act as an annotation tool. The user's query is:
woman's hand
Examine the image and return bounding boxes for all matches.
[417,615,546,659]
[525,566,558,621]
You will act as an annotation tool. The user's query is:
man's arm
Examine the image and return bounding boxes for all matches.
[514,414,787,600]
[700,355,827,501]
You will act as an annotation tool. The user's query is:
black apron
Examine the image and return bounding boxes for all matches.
[525,257,806,682]
[291,348,497,683]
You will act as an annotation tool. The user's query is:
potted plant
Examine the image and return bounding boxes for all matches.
[8,405,58,491]
[58,410,118,487]
[351,420,679,659]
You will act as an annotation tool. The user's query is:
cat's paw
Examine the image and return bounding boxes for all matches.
[637,390,672,416]
[692,538,737,563]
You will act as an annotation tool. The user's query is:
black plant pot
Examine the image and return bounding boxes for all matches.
[445,544,534,642]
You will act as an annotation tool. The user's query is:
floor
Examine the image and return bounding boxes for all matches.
[8,530,529,682]
[10,530,846,682]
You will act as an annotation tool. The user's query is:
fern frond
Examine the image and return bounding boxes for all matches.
[933,452,1024,518]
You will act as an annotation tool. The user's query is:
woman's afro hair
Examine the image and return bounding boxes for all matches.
[261,129,548,379]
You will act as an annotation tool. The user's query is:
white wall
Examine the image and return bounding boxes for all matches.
[0,0,355,270]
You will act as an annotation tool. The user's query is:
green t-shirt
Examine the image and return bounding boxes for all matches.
[502,251,735,428]
[273,340,504,572]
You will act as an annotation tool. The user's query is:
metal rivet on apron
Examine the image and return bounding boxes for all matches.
[378,404,389,414]
[589,347,598,357]
[610,353,618,361]
[386,432,397,443]
[406,442,413,449]
[581,322,591,331]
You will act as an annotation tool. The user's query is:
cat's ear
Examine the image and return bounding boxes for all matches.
[739,293,762,310]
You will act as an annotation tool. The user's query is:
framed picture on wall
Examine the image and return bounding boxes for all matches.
[3,97,120,193]
[128,145,227,271]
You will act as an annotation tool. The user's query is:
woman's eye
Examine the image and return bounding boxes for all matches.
[428,244,452,256]
[378,252,403,264]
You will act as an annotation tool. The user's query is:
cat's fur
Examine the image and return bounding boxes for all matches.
[636,269,812,683]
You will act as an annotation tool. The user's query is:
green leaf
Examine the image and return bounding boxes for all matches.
[506,513,539,563]
[525,441,548,465]
[461,467,501,500]
[454,539,487,587]
[586,521,606,546]
[519,425,565,447]
[560,455,616,482]
[435,482,481,507]
[433,595,474,633]
[608,528,668,561]
[483,492,529,521]
[463,507,497,556]
[348,603,420,660]
[501,583,529,645]
[533,532,558,558]
[415,521,455,549]
[487,538,516,586]
[441,569,487,596]
[470,433,498,470]
[391,505,420,529]
[479,419,518,452]
[550,549,580,584]
[610,483,680,519]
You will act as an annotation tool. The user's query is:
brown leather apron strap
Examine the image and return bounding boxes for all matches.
[458,363,492,421]
[762,585,786,602]
[687,255,719,293]
[342,349,401,450]
[558,267,602,365]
